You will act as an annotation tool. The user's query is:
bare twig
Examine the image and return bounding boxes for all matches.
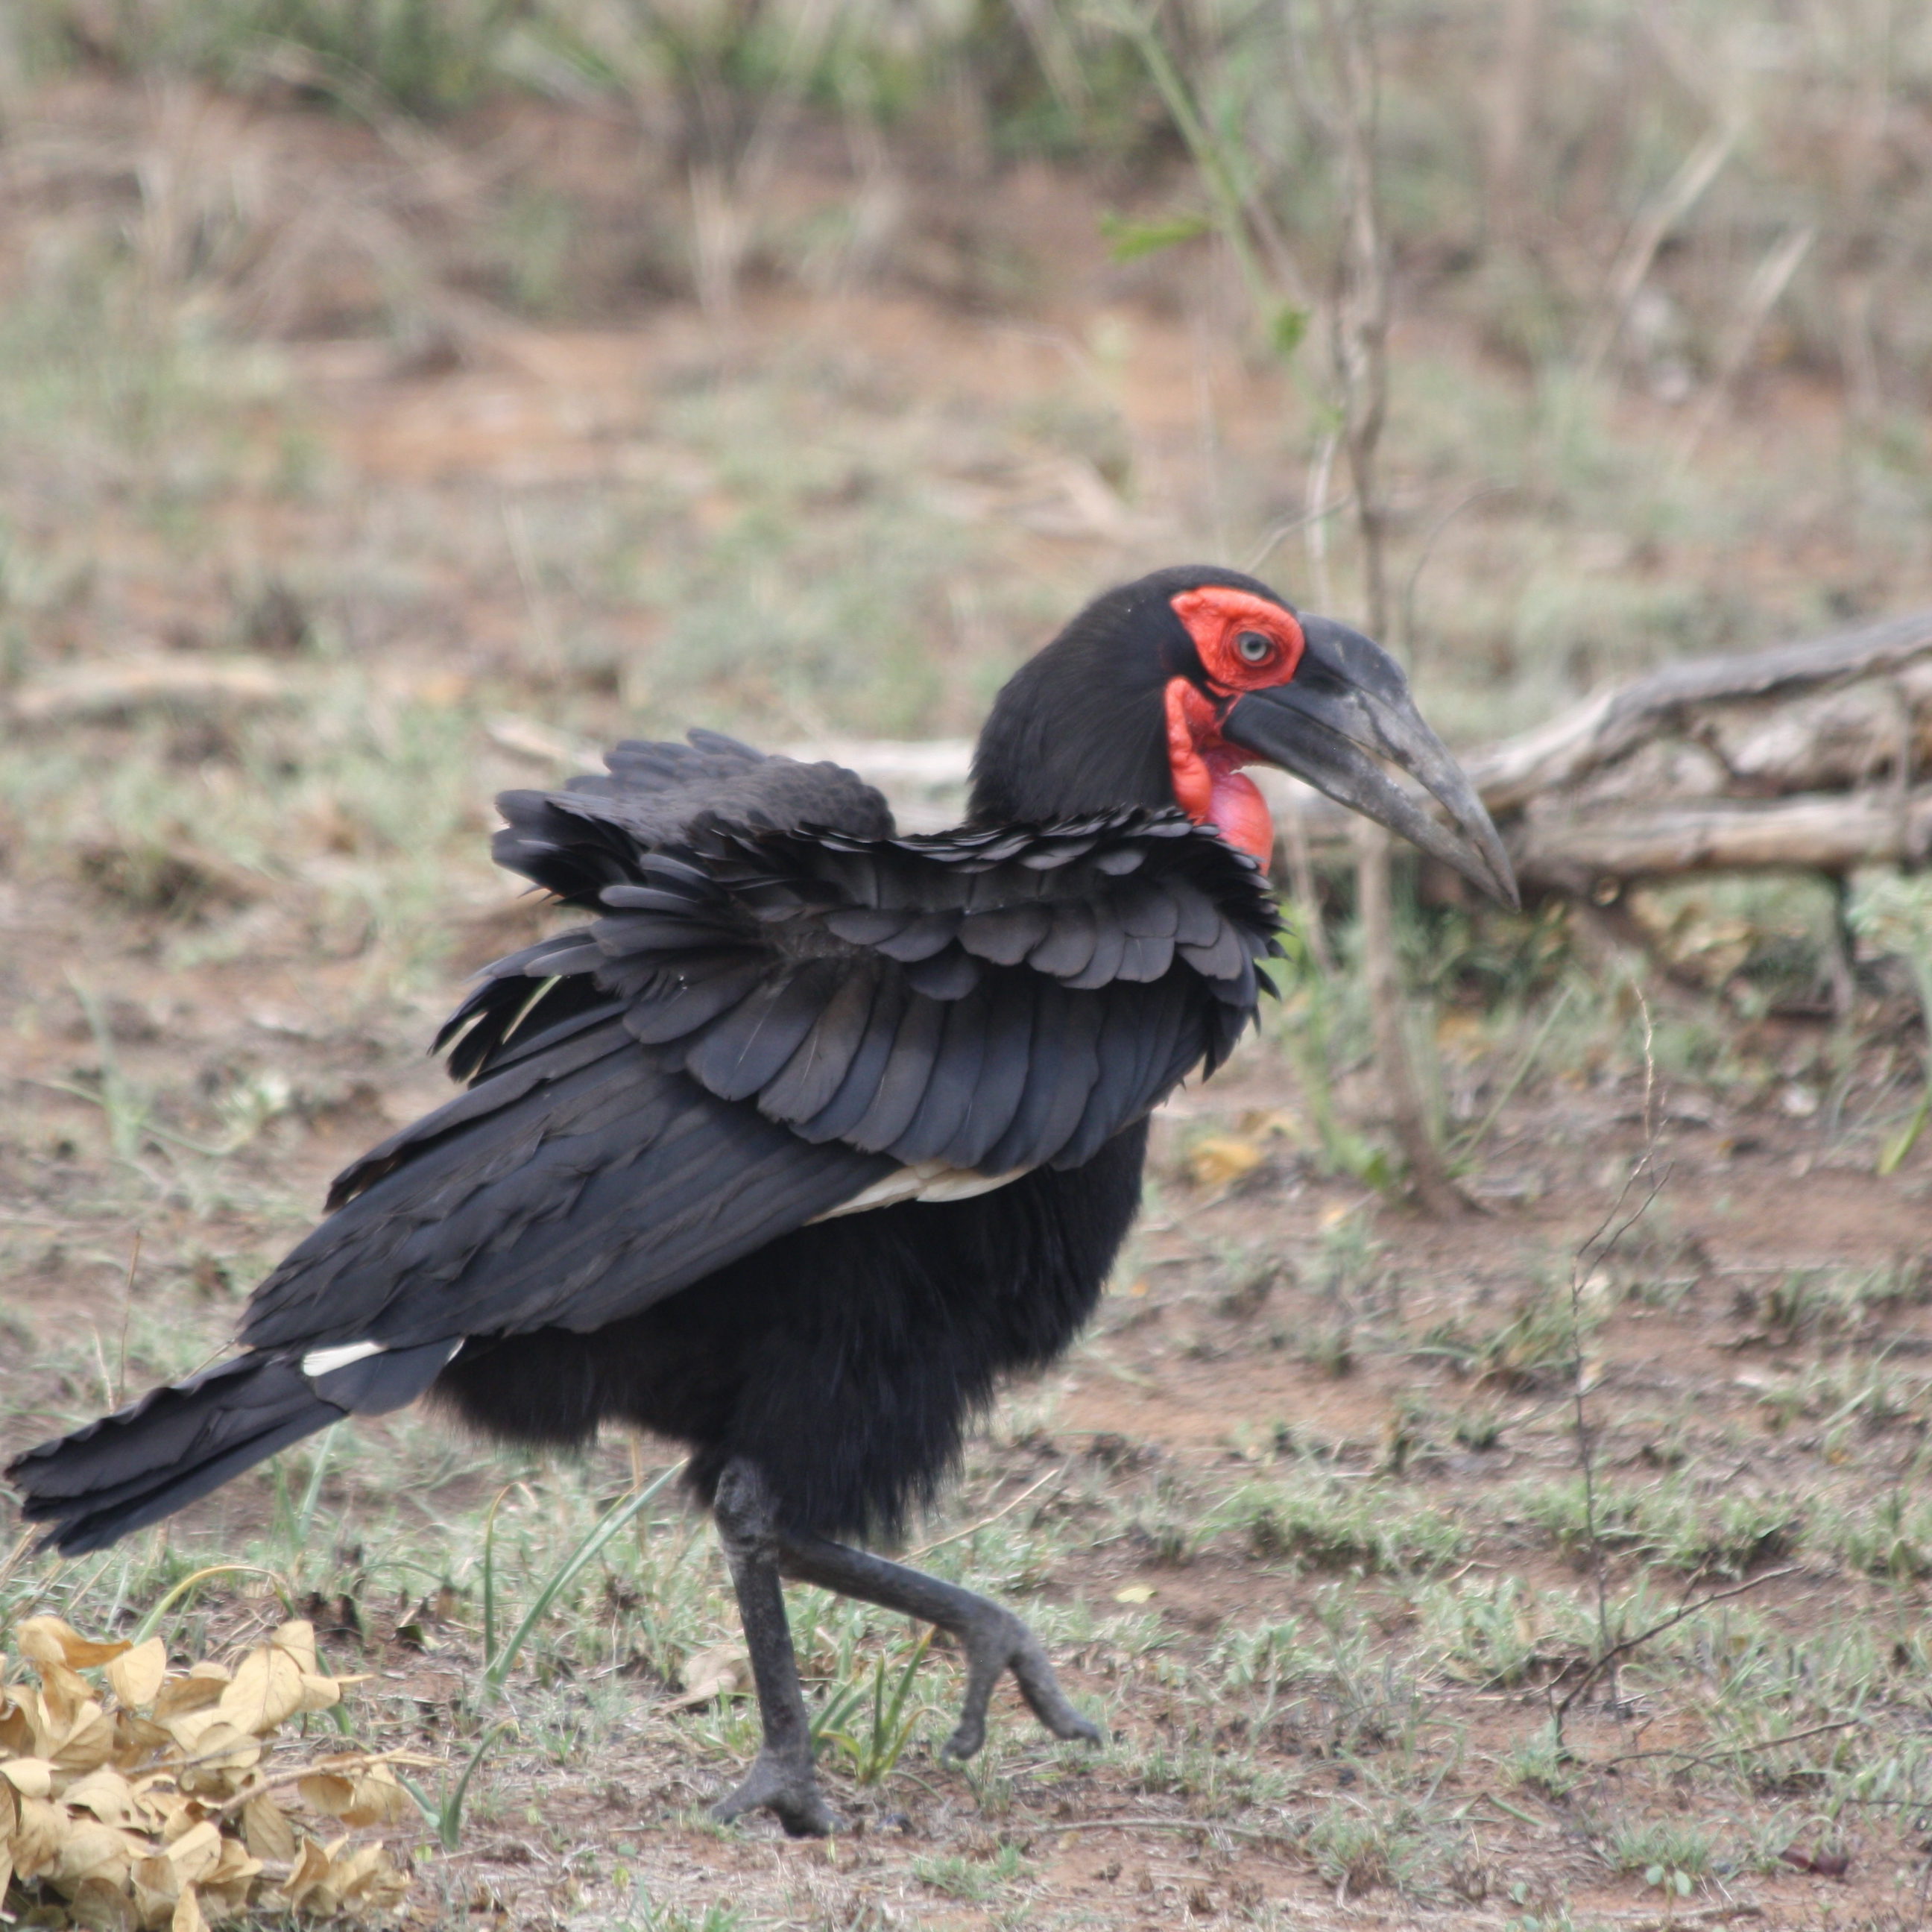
[1281,797,1336,976]
[1556,987,1668,1740]
[1046,1816,1287,1843]
[1355,816,1465,1213]
[206,1746,442,1821]
[1301,428,1341,613]
[1555,1567,1802,1725]
[902,1465,1064,1561]
[1312,0,1465,1215]
[1603,1716,1860,1772]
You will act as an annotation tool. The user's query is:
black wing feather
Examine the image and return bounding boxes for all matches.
[897,988,991,1164]
[245,1018,892,1351]
[465,781,1278,1181]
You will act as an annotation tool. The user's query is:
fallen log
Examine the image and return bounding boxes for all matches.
[1511,787,1932,896]
[1465,606,1932,812]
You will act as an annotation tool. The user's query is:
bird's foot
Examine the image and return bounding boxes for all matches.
[942,1602,1103,1761]
[712,1746,838,1837]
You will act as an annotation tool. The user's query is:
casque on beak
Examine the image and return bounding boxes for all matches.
[1219,614,1519,908]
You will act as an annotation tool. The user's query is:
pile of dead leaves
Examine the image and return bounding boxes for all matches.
[1,1613,416,1927]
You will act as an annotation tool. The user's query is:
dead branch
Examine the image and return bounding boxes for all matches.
[1467,606,1932,810]
[1512,787,1932,894]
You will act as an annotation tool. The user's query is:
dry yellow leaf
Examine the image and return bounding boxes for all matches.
[51,1707,119,1776]
[296,1770,356,1816]
[281,1837,334,1913]
[241,1790,297,1863]
[4,1614,410,1928]
[68,1873,138,1931]
[111,1708,174,1767]
[160,1804,208,1847]
[164,1820,222,1885]
[217,1648,304,1736]
[12,1793,67,1878]
[16,1617,132,1670]
[39,1658,99,1726]
[176,1721,261,1795]
[0,1688,37,1755]
[132,1852,181,1927]
[339,1767,408,1829]
[1112,1584,1156,1603]
[1183,1133,1265,1190]
[1,1755,54,1796]
[55,1816,135,1890]
[107,1641,169,1711]
[332,1842,411,1910]
[268,1622,320,1678]
[151,1676,224,1724]
[160,1708,218,1756]
[666,1645,749,1711]
[63,1767,142,1828]
[294,1672,342,1715]
[202,1832,261,1902]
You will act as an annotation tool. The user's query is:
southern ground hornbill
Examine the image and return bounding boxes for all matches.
[7,564,1512,1834]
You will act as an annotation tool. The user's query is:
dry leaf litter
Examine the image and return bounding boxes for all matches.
[1,1614,417,1927]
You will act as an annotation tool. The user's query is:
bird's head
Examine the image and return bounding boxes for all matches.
[970,564,1517,906]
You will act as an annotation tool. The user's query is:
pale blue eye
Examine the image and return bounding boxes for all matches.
[1236,631,1272,664]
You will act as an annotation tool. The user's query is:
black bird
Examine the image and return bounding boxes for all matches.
[7,565,1512,1834]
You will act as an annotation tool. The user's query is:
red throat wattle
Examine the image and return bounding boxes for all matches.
[1161,585,1307,864]
[1164,679,1273,862]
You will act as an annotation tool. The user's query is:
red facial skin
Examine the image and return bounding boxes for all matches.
[1163,587,1307,862]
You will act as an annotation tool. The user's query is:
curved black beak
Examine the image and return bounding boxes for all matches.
[1222,615,1518,908]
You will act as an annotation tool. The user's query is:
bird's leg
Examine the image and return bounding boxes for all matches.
[774,1528,1102,1762]
[710,1460,836,1836]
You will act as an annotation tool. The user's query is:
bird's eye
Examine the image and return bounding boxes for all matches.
[1235,631,1274,665]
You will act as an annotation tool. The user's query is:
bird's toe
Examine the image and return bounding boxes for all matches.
[712,1751,837,1837]
[938,1606,1100,1759]
[1051,1708,1105,1747]
[939,1712,988,1762]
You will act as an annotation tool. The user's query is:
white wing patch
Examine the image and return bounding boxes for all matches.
[301,1340,386,1379]
[810,1161,1029,1222]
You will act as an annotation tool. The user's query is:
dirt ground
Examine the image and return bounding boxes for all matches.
[6,73,1932,1932]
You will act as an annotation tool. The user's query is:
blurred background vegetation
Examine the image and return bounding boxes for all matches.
[1,0,1927,734]
[0,0,1925,1172]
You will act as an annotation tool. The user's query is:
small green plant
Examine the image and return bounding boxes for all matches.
[391,1462,691,1852]
[1603,1816,1713,1883]
[482,1461,686,1695]
[619,1890,745,1932]
[1416,1275,1588,1391]
[912,1843,1029,1900]
[813,1629,933,1784]
[399,1722,514,1852]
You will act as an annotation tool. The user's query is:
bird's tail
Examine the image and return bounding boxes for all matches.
[5,1339,456,1557]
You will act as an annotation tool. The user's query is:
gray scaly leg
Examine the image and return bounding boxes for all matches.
[710,1460,836,1836]
[775,1528,1102,1761]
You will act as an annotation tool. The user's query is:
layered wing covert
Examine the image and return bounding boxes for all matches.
[443,780,1283,1181]
[241,1017,894,1350]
